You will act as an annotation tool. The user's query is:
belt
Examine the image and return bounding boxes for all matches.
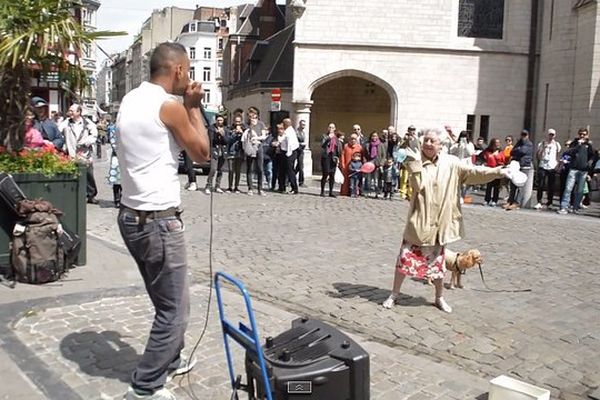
[120,205,182,225]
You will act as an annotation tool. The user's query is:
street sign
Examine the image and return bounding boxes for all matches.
[271,88,281,102]
[271,101,281,112]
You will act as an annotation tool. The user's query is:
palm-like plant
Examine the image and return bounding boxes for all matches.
[0,0,124,151]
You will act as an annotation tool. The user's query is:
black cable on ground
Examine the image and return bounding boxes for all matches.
[178,185,214,400]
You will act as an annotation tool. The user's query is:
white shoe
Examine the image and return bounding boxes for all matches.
[204,188,211,195]
[534,202,542,210]
[490,202,497,207]
[124,386,176,400]
[215,187,224,194]
[382,294,397,309]
[435,297,452,313]
[166,355,197,383]
[186,182,197,191]
[247,190,253,196]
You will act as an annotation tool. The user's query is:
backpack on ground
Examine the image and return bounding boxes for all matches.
[10,199,67,284]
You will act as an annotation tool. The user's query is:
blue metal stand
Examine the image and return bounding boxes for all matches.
[214,272,273,400]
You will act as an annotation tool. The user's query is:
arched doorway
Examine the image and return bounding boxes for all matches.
[309,73,394,173]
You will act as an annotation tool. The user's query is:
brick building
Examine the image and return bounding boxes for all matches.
[223,0,600,176]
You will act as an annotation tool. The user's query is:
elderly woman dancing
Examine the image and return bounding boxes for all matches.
[383,127,514,313]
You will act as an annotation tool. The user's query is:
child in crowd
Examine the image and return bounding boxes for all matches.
[349,152,363,198]
[381,158,399,200]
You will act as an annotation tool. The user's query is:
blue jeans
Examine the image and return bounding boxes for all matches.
[263,159,273,190]
[118,209,190,392]
[350,175,361,196]
[560,169,587,210]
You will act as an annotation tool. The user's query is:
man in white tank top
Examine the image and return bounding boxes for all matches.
[116,42,209,400]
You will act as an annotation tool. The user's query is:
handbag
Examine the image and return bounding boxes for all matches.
[334,167,345,184]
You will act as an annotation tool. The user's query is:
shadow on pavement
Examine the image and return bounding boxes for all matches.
[60,330,139,382]
[329,282,429,307]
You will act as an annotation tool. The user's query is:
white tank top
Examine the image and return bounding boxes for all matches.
[116,82,182,210]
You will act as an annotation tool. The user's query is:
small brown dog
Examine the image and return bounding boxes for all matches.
[441,249,483,289]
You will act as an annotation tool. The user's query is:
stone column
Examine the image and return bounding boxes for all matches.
[292,100,314,178]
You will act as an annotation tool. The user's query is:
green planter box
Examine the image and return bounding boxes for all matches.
[0,167,87,270]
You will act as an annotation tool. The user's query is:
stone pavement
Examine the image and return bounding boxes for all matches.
[1,158,599,399]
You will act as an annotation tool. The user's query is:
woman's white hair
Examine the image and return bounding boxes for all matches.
[420,126,449,143]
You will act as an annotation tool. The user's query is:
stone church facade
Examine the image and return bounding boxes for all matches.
[224,0,600,176]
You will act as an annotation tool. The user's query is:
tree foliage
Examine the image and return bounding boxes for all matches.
[0,0,125,151]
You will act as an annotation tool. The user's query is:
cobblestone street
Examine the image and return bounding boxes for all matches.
[1,159,599,399]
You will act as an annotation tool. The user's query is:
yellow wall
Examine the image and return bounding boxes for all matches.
[310,77,391,172]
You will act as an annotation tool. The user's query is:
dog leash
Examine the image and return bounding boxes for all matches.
[475,263,532,293]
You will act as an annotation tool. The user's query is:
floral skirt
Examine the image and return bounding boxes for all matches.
[396,240,446,280]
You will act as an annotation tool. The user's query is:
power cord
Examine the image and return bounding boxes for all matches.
[178,184,215,400]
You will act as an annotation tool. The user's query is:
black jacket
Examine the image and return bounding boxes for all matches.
[511,138,533,168]
[567,139,594,171]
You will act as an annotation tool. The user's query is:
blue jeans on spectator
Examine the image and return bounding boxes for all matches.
[350,174,361,197]
[263,159,273,190]
[118,209,190,392]
[560,169,587,211]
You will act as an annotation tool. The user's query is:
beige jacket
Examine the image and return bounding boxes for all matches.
[403,153,503,246]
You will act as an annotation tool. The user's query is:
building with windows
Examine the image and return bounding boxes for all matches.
[223,0,600,177]
[96,57,114,111]
[110,6,195,111]
[177,17,227,113]
[29,0,101,115]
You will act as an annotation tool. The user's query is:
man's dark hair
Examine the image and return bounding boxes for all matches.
[149,42,188,77]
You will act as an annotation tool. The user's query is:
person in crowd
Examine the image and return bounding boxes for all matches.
[534,128,561,210]
[96,116,107,159]
[242,107,268,196]
[503,135,514,162]
[262,127,276,191]
[320,123,342,197]
[116,42,210,400]
[62,103,99,204]
[557,128,595,214]
[441,124,457,153]
[504,130,533,210]
[279,118,299,194]
[24,109,45,148]
[295,119,307,187]
[105,115,121,208]
[183,152,199,191]
[382,127,512,314]
[381,157,399,200]
[205,115,229,194]
[349,152,363,198]
[474,136,487,156]
[340,133,365,196]
[272,123,286,192]
[398,125,417,200]
[364,130,386,197]
[381,128,389,142]
[449,130,476,203]
[481,138,506,206]
[352,124,367,147]
[52,110,64,126]
[31,96,65,151]
[227,115,246,193]
[387,128,400,160]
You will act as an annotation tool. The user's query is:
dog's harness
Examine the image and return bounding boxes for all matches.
[450,253,467,275]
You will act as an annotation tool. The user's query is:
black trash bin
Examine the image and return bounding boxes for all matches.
[245,317,370,400]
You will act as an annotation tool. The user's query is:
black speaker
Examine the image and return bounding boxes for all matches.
[245,317,370,400]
